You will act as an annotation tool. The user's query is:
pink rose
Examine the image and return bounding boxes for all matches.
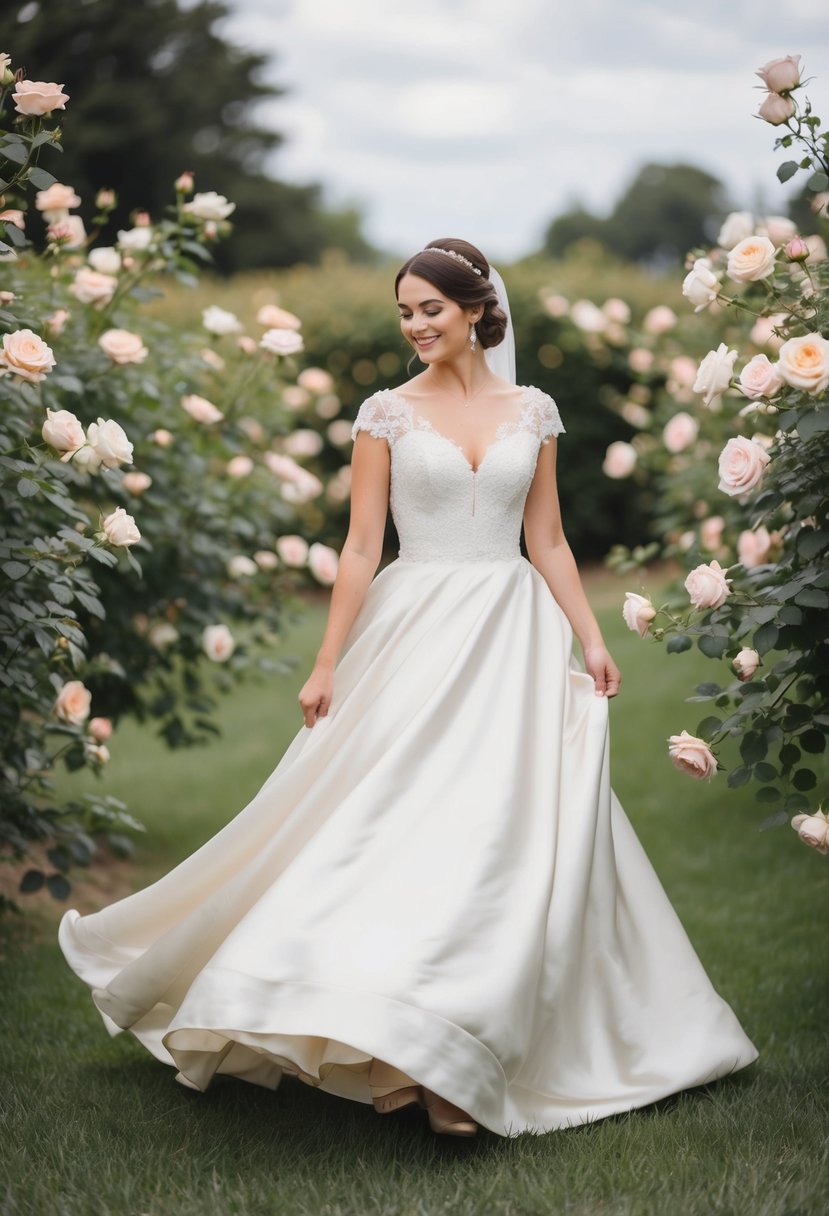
[237,335,257,355]
[35,183,81,215]
[717,437,770,497]
[42,407,85,456]
[53,679,91,726]
[668,356,698,389]
[758,92,796,125]
[175,171,194,193]
[202,623,235,661]
[700,516,725,552]
[738,354,784,400]
[281,469,324,504]
[622,592,657,638]
[0,209,25,230]
[757,215,797,246]
[283,429,324,458]
[776,333,829,393]
[663,412,699,453]
[642,306,677,335]
[602,441,637,479]
[756,55,802,94]
[151,428,174,447]
[69,268,118,308]
[275,535,309,566]
[253,549,279,570]
[684,559,732,610]
[308,542,339,585]
[226,455,254,478]
[121,471,152,495]
[0,329,56,383]
[726,235,776,283]
[46,308,70,336]
[102,506,141,547]
[785,236,809,262]
[47,216,86,248]
[181,394,224,424]
[88,716,113,742]
[667,731,718,780]
[98,329,148,365]
[95,189,116,210]
[13,80,69,116]
[737,527,773,569]
[732,649,760,681]
[298,367,334,394]
[260,327,305,356]
[791,811,829,855]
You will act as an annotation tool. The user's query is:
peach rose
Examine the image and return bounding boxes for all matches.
[95,189,116,210]
[642,305,677,335]
[726,235,776,283]
[281,470,324,504]
[13,80,69,116]
[253,549,279,570]
[69,268,118,308]
[0,209,25,230]
[700,516,725,551]
[87,246,121,274]
[98,329,148,365]
[47,216,86,247]
[717,436,770,497]
[151,428,174,447]
[202,623,235,661]
[602,441,637,479]
[628,348,654,374]
[667,731,718,780]
[237,335,257,355]
[732,648,760,681]
[790,811,829,855]
[668,356,699,389]
[737,526,773,569]
[693,343,738,408]
[102,506,141,547]
[298,367,334,394]
[175,171,194,193]
[256,304,302,330]
[181,393,224,424]
[121,471,152,495]
[45,308,70,336]
[87,417,134,469]
[759,215,798,246]
[663,412,699,453]
[622,592,657,638]
[35,183,81,215]
[682,257,720,312]
[738,354,784,400]
[200,348,226,371]
[758,92,795,125]
[804,234,827,264]
[0,329,56,383]
[684,559,732,610]
[283,428,324,458]
[53,679,91,726]
[776,333,829,393]
[42,407,85,456]
[308,542,339,585]
[275,535,309,566]
[226,455,254,478]
[756,55,802,94]
[717,211,754,250]
[260,327,305,357]
[184,191,235,221]
[88,716,113,742]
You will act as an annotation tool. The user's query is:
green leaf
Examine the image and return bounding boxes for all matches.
[17,477,40,498]
[756,786,781,803]
[799,729,826,754]
[759,810,789,831]
[797,530,829,559]
[46,873,71,900]
[754,622,779,654]
[794,587,829,609]
[27,166,57,189]
[2,560,28,580]
[727,766,751,788]
[740,731,767,765]
[698,634,729,659]
[754,762,778,782]
[792,768,817,791]
[0,141,28,165]
[666,634,692,654]
[696,715,721,740]
[808,170,829,191]
[19,869,45,893]
[797,411,829,441]
[776,160,799,182]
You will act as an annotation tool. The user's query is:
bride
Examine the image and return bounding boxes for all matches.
[59,237,758,1139]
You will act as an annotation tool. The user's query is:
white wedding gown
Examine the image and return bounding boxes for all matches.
[59,385,758,1137]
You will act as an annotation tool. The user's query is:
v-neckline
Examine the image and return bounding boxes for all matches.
[382,387,533,475]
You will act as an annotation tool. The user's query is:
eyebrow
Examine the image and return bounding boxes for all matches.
[397,299,443,310]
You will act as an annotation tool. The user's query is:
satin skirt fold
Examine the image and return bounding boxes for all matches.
[59,555,757,1136]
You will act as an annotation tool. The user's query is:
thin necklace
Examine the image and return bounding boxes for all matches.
[431,377,490,409]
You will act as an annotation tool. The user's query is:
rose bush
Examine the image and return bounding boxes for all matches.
[0,48,342,906]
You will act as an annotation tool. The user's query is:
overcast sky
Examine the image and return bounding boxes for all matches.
[215,0,829,262]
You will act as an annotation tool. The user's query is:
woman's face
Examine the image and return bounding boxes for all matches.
[396,273,479,364]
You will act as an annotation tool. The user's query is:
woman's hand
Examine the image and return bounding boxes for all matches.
[298,662,335,727]
[582,644,622,698]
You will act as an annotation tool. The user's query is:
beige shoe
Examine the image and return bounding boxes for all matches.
[368,1059,423,1115]
[421,1087,478,1136]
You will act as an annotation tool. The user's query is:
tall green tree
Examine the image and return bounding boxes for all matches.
[9,0,375,270]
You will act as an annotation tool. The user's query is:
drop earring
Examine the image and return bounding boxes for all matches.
[469,325,478,352]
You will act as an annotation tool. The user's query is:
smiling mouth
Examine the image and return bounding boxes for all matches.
[415,335,439,348]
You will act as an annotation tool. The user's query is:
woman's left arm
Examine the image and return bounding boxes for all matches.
[523,438,622,698]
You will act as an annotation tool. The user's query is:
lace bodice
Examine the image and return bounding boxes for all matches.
[350,386,564,562]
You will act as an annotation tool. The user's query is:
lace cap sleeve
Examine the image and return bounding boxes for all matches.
[350,391,412,448]
[523,386,565,445]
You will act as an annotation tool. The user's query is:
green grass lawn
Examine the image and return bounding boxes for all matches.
[1,571,827,1216]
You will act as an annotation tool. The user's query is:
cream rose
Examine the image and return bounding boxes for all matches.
[756,55,802,94]
[642,305,677,336]
[121,471,152,495]
[726,235,776,283]
[737,526,773,569]
[202,305,242,335]
[83,740,111,765]
[684,559,732,610]
[13,80,69,115]
[47,216,86,248]
[181,393,224,424]
[98,329,148,365]
[102,506,141,547]
[227,554,258,578]
[116,225,153,253]
[717,211,754,250]
[53,679,91,726]
[87,417,134,469]
[570,299,607,333]
[69,268,118,308]
[88,716,113,742]
[256,304,301,330]
[283,428,324,458]
[298,367,334,393]
[35,182,81,214]
[760,215,798,246]
[776,333,829,393]
[717,436,770,497]
[790,811,829,855]
[253,549,279,570]
[151,428,174,447]
[275,535,309,566]
[46,308,70,336]
[260,327,305,356]
[622,592,657,638]
[667,731,718,780]
[0,329,56,383]
[662,412,699,454]
[281,470,324,504]
[184,191,236,221]
[308,542,339,585]
[738,354,784,400]
[202,623,235,661]
[226,455,254,477]
[758,92,795,125]
[682,258,720,312]
[602,441,637,479]
[42,407,85,456]
[149,622,179,649]
[693,343,738,408]
[87,246,121,274]
[732,648,760,681]
[700,517,725,551]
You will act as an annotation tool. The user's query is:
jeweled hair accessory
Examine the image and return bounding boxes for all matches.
[423,246,483,276]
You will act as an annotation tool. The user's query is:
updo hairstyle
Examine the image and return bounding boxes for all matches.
[394,237,508,350]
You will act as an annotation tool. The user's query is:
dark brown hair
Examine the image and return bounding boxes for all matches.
[394,237,508,349]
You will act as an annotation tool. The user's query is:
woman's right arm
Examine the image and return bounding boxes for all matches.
[297,429,390,727]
